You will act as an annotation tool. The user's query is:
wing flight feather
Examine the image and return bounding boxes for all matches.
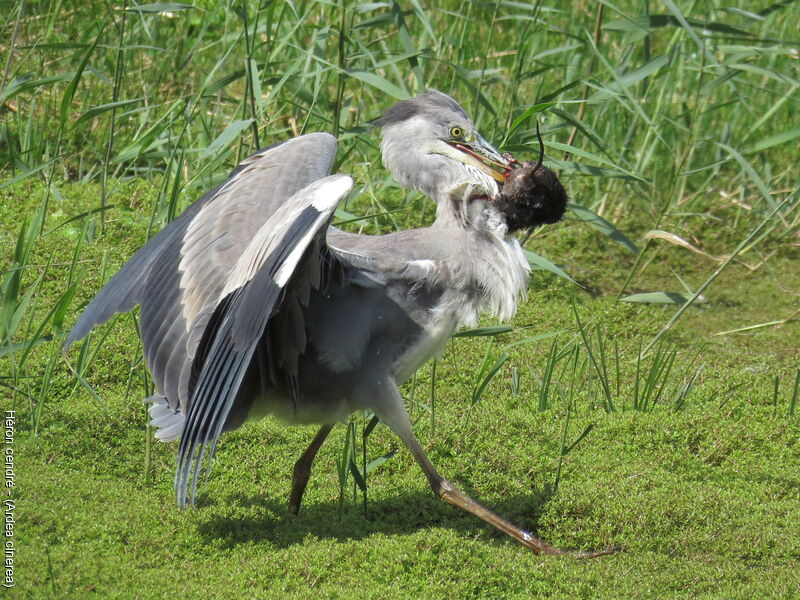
[65,134,339,415]
[175,175,352,506]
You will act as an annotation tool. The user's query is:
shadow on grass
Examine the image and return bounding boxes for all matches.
[196,485,557,550]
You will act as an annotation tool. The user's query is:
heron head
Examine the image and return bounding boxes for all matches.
[374,91,512,202]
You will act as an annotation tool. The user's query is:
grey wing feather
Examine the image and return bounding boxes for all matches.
[175,174,352,507]
[65,133,339,416]
[64,137,303,349]
[63,193,208,348]
[179,133,338,329]
[327,228,447,283]
[157,133,338,410]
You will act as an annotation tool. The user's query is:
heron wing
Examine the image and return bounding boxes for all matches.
[327,228,450,283]
[175,174,353,507]
[65,133,339,413]
[62,182,215,347]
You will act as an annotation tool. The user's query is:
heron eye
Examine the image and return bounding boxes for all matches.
[449,126,463,139]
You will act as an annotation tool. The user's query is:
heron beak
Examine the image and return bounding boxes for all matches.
[449,135,513,183]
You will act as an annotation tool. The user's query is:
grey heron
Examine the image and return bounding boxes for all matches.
[65,90,610,557]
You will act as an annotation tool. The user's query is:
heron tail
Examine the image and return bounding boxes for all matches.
[144,395,185,441]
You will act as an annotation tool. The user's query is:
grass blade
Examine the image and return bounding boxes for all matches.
[523,249,578,285]
[643,198,790,355]
[569,202,638,254]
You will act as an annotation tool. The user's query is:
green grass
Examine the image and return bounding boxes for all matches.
[3,0,800,598]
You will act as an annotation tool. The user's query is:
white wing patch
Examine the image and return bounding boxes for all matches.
[221,175,352,297]
[406,259,436,273]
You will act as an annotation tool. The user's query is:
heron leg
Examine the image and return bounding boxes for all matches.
[371,384,616,558]
[289,424,334,515]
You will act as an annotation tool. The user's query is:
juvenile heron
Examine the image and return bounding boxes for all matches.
[66,91,606,557]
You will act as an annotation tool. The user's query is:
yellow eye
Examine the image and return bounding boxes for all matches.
[449,126,463,139]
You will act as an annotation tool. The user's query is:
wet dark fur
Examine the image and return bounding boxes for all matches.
[494,162,567,233]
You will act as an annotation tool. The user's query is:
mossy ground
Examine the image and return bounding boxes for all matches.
[3,1,798,596]
[4,178,798,599]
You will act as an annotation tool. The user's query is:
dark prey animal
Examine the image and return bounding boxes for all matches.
[65,91,613,558]
[493,124,568,232]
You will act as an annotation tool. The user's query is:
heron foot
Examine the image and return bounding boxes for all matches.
[436,479,618,558]
[574,546,623,559]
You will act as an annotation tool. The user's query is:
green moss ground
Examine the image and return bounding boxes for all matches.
[4,178,798,599]
[2,1,798,594]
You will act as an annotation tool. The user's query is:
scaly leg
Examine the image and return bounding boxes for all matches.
[289,424,334,515]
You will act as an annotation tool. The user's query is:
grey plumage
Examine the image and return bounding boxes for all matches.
[372,89,469,127]
[66,91,612,557]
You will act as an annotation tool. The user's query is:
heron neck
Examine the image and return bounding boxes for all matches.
[427,206,529,326]
[432,186,506,237]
